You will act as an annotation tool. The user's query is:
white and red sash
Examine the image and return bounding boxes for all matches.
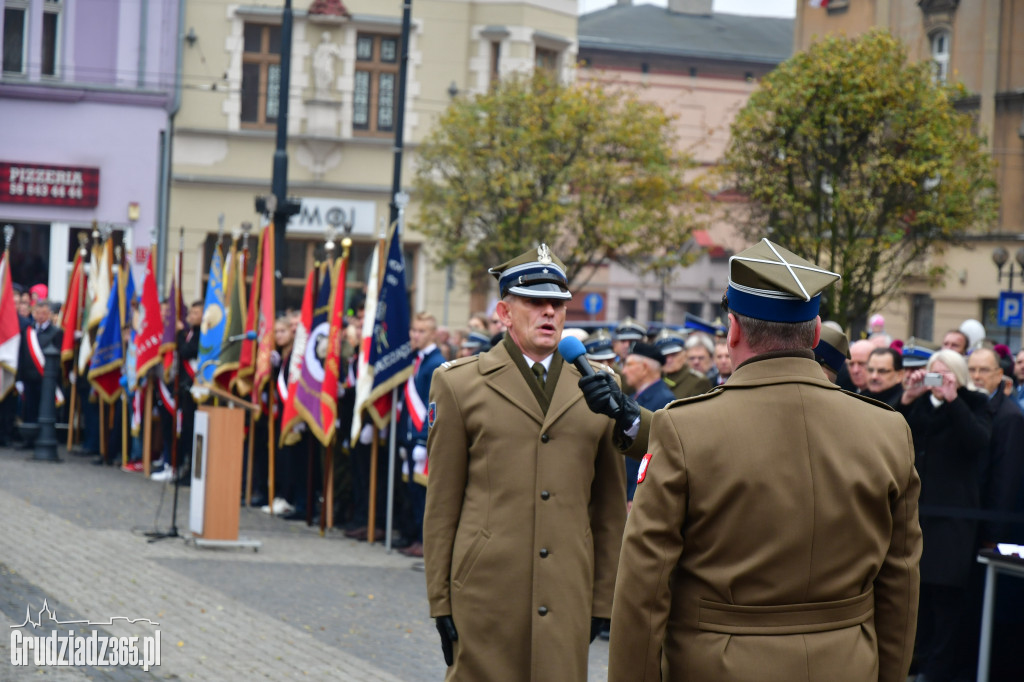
[27,326,45,375]
[403,354,426,432]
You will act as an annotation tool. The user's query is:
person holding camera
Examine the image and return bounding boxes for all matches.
[898,349,991,682]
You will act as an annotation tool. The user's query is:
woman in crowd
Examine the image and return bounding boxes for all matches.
[898,349,991,682]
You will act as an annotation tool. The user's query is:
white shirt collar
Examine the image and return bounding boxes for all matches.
[524,353,554,373]
[420,343,437,357]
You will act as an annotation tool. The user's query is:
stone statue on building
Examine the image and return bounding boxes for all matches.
[313,32,343,99]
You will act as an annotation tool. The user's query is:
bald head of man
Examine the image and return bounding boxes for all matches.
[848,340,874,391]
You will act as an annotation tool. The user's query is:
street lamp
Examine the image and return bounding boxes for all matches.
[991,245,1024,345]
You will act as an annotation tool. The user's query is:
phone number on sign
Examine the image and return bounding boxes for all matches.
[7,183,85,200]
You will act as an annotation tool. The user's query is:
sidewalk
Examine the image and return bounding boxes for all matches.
[0,446,612,680]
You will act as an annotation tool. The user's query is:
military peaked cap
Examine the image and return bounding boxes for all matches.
[488,244,571,300]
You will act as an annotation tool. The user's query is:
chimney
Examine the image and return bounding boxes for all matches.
[668,0,713,15]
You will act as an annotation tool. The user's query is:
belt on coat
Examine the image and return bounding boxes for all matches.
[697,588,874,635]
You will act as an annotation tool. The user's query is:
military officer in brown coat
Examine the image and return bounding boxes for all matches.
[424,245,650,682]
[609,239,922,682]
[654,328,712,399]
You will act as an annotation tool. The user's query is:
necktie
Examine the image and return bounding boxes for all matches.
[532,362,546,390]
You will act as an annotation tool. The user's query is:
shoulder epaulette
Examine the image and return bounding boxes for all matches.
[689,369,707,379]
[441,355,481,372]
[665,385,724,409]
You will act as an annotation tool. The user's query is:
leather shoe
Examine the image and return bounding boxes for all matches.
[400,542,423,557]
[344,525,367,539]
[390,535,414,550]
[361,528,385,543]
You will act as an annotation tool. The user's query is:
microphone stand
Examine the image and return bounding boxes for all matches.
[147,332,255,543]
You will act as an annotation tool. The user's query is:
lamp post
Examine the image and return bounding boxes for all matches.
[991,245,1024,345]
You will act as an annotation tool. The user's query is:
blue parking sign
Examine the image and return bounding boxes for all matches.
[998,291,1024,327]
[583,293,603,315]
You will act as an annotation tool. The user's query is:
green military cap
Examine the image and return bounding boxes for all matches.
[614,316,647,341]
[725,238,841,322]
[813,323,849,375]
[488,244,571,300]
[584,328,617,361]
[652,328,686,355]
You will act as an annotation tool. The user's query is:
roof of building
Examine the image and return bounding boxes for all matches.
[578,4,793,65]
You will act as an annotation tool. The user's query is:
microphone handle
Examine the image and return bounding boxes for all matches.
[572,357,619,413]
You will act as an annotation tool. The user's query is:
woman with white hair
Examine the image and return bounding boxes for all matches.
[898,349,991,681]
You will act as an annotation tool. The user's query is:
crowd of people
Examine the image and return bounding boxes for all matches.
[6,240,1024,681]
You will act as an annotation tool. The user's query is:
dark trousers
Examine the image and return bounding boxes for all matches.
[406,479,426,543]
[0,391,16,445]
[350,438,387,527]
[21,379,41,428]
[915,583,968,681]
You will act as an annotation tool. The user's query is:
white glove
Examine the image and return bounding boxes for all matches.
[412,445,427,466]
[15,381,24,395]
[359,423,374,444]
[69,372,76,384]
[398,446,408,461]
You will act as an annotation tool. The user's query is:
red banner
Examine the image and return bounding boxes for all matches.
[0,162,99,207]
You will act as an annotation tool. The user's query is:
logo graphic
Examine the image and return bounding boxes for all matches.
[637,452,652,484]
[10,600,161,671]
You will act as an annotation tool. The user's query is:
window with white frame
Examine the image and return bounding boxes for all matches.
[41,0,61,76]
[240,23,282,128]
[930,29,950,84]
[3,2,28,74]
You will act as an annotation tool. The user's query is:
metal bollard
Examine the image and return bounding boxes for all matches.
[32,340,62,462]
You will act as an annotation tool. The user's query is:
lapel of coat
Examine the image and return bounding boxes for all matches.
[542,358,585,432]
[480,343,545,426]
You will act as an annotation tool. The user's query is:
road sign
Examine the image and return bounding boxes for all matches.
[998,291,1023,327]
[583,292,604,315]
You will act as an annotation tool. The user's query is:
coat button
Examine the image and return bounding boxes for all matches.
[541,433,549,443]
[538,606,548,616]
[540,490,550,500]
[539,548,548,558]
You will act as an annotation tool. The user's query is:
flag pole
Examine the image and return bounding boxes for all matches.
[366,229,388,546]
[268,385,276,515]
[240,222,255,508]
[386,386,398,552]
[115,245,128,469]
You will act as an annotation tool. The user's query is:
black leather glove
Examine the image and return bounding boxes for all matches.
[590,617,610,644]
[435,615,459,667]
[578,372,641,434]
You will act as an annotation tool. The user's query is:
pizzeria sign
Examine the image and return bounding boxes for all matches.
[0,161,100,208]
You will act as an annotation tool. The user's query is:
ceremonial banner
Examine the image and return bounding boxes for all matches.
[213,241,244,391]
[60,249,85,369]
[280,266,317,443]
[251,223,276,412]
[88,270,123,402]
[196,244,226,392]
[86,241,111,330]
[351,241,380,446]
[358,227,414,430]
[236,226,264,395]
[0,248,19,399]
[319,254,348,443]
[136,249,164,378]
[161,251,183,380]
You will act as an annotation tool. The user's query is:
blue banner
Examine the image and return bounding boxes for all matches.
[88,270,124,401]
[368,228,413,392]
[197,246,227,388]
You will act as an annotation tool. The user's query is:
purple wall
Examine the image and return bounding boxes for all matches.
[73,0,121,87]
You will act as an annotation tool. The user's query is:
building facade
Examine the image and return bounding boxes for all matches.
[169,0,577,326]
[795,0,1024,347]
[577,0,792,325]
[0,0,180,298]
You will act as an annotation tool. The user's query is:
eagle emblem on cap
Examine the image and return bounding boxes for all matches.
[537,243,552,265]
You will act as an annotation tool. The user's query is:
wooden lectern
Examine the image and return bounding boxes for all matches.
[188,383,261,550]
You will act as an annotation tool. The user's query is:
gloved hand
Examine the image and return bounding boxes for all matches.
[590,617,610,644]
[435,615,459,666]
[412,444,427,466]
[578,372,640,434]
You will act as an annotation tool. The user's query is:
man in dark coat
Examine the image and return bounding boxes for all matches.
[620,341,675,504]
[17,299,62,445]
[654,328,711,400]
[864,347,904,407]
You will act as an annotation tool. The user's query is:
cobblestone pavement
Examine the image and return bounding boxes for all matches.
[0,446,612,681]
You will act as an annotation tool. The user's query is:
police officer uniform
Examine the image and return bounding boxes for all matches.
[583,328,620,372]
[608,239,922,682]
[424,245,648,682]
[654,328,711,399]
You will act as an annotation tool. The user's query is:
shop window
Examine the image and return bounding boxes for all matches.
[240,23,282,128]
[353,33,398,135]
[3,4,27,74]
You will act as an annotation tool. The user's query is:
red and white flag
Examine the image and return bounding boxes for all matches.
[0,249,20,399]
[136,249,164,378]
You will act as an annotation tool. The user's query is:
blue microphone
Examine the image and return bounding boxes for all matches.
[559,336,620,412]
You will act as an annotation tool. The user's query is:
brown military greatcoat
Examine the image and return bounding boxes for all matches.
[609,352,922,682]
[664,366,712,399]
[424,341,648,682]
